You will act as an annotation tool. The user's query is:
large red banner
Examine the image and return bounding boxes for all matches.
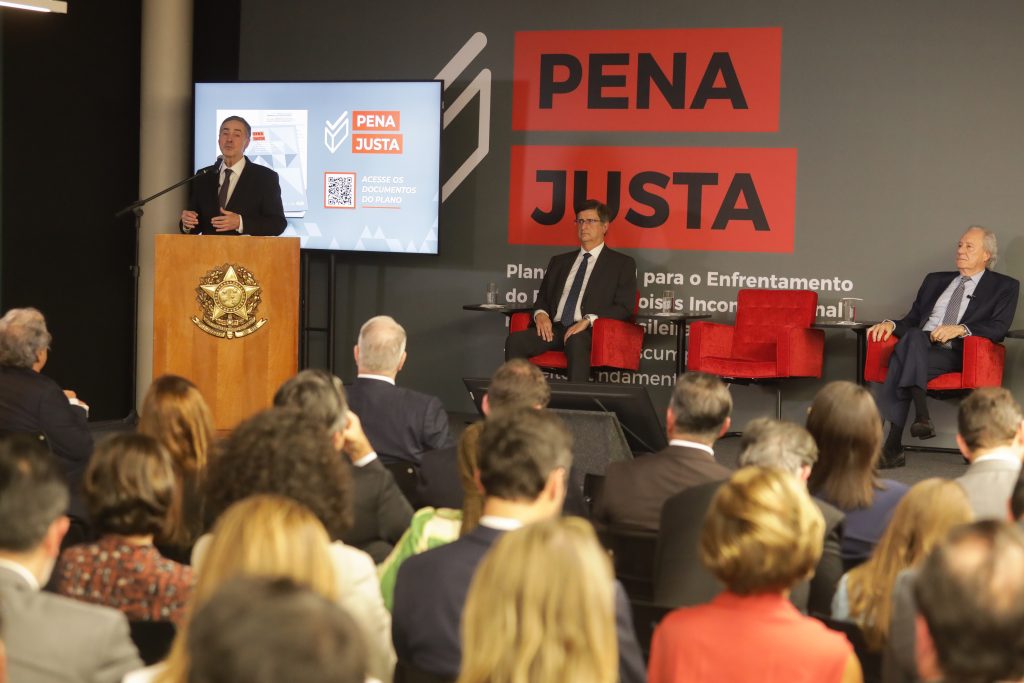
[508,145,798,253]
[512,28,782,132]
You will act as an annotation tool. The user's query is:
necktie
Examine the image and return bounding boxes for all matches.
[560,252,591,327]
[218,168,233,208]
[941,276,971,326]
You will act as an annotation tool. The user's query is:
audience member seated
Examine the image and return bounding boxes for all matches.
[418,358,549,515]
[138,375,214,563]
[594,372,732,531]
[0,434,141,682]
[274,369,413,563]
[186,577,369,683]
[197,408,394,681]
[0,307,93,543]
[914,520,1024,683]
[142,495,344,683]
[655,419,844,615]
[648,467,862,683]
[380,360,550,611]
[457,518,619,683]
[807,381,908,568]
[831,478,972,654]
[55,433,194,624]
[346,315,453,466]
[392,410,645,683]
[954,386,1024,520]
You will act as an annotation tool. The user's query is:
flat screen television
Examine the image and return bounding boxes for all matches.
[463,378,669,454]
[193,80,442,253]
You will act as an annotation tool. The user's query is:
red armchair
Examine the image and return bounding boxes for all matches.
[509,295,645,375]
[686,289,824,418]
[864,335,1006,390]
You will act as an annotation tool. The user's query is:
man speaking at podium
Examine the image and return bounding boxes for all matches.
[180,115,287,236]
[505,199,637,382]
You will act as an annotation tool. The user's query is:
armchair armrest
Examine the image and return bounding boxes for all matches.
[591,319,645,371]
[864,335,898,384]
[961,336,1006,387]
[686,322,735,371]
[776,327,825,377]
[509,311,531,334]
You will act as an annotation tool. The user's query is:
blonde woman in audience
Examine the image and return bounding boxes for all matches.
[648,467,862,683]
[139,375,214,562]
[831,478,973,650]
[807,381,909,567]
[457,517,618,683]
[140,495,339,683]
[195,408,394,681]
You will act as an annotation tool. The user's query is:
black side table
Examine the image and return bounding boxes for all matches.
[813,321,876,386]
[634,313,711,376]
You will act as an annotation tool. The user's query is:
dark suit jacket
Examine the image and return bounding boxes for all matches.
[882,568,919,683]
[593,444,732,531]
[0,366,93,519]
[532,245,637,323]
[417,445,464,510]
[0,565,142,682]
[893,270,1019,351]
[392,524,646,683]
[345,377,453,465]
[654,480,845,617]
[341,457,414,563]
[184,156,287,236]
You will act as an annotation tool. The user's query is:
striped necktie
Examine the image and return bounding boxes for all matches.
[941,276,971,326]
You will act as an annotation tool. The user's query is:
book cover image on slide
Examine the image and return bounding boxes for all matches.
[216,109,309,217]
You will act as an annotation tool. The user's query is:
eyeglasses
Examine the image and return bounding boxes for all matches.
[575,218,604,227]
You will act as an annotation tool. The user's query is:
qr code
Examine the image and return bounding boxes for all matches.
[325,172,356,208]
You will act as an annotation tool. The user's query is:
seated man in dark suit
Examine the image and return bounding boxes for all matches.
[391,410,645,683]
[655,418,845,617]
[867,226,1019,468]
[593,372,732,531]
[954,387,1024,520]
[505,199,637,383]
[0,307,93,541]
[0,434,141,682]
[346,315,453,466]
[274,369,413,563]
[180,115,287,236]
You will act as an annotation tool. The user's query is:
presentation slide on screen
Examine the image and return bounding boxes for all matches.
[194,81,442,253]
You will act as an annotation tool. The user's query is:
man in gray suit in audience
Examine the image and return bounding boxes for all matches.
[0,435,141,683]
[955,386,1024,520]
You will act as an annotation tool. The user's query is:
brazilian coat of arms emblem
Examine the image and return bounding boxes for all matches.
[192,264,268,339]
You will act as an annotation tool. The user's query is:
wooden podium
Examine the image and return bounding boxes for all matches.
[153,234,300,431]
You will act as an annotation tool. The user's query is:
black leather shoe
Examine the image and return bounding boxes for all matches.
[879,440,906,469]
[910,418,936,440]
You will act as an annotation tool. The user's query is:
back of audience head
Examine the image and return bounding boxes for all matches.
[483,359,550,416]
[846,478,973,650]
[186,576,366,683]
[738,418,818,480]
[84,433,175,539]
[0,434,69,583]
[458,517,617,683]
[700,467,824,595]
[159,495,338,683]
[806,380,883,510]
[139,375,214,476]
[203,408,353,539]
[957,386,1024,460]
[914,520,1024,683]
[355,315,406,375]
[273,369,348,442]
[0,307,50,369]
[668,372,732,443]
[477,409,573,518]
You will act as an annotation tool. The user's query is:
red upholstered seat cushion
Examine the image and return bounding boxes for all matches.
[864,334,1006,390]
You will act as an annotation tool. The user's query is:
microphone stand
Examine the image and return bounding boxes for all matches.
[114,165,215,423]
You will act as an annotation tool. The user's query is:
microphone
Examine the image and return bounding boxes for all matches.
[966,294,975,300]
[199,155,223,176]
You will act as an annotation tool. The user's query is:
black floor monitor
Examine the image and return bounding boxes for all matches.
[462,378,668,454]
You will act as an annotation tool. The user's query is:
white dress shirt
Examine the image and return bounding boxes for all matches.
[220,157,246,233]
[548,241,605,324]
[923,270,984,333]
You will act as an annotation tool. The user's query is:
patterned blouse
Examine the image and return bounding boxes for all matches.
[56,535,194,624]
